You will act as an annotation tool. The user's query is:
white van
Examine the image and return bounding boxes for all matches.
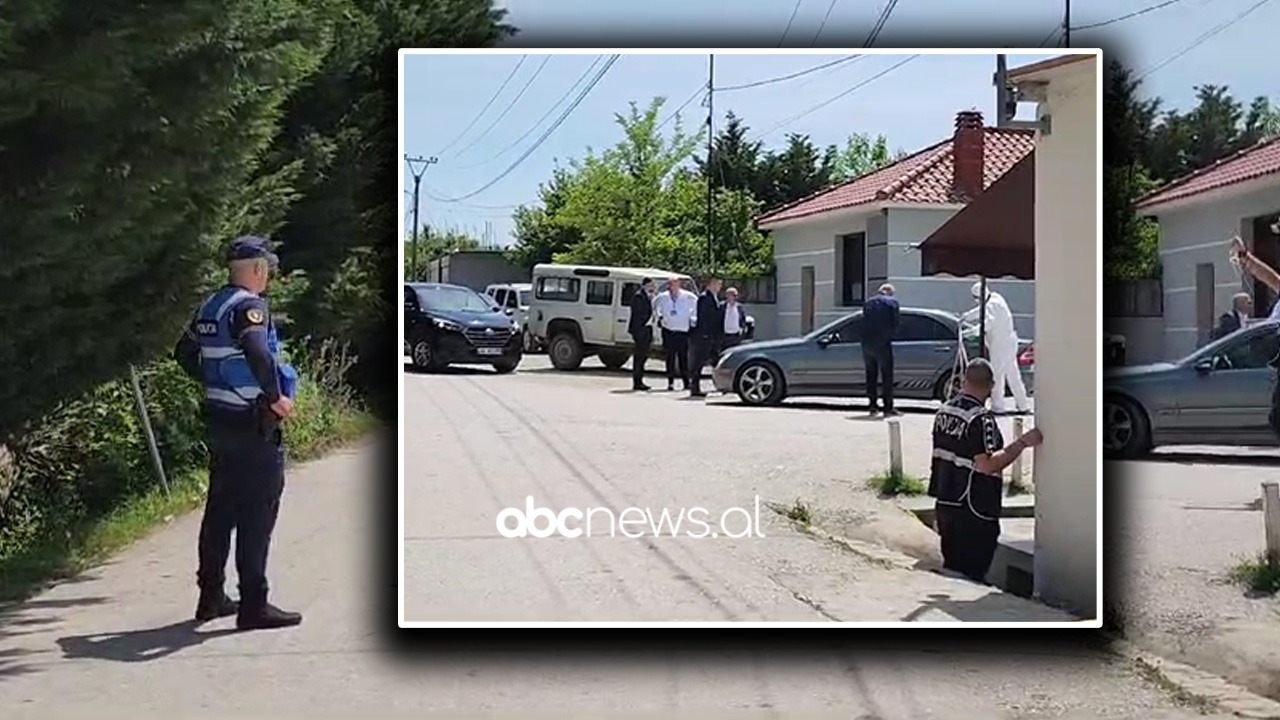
[483,282,536,352]
[528,264,694,371]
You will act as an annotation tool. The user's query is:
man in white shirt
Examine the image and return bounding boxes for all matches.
[717,286,747,362]
[653,278,696,391]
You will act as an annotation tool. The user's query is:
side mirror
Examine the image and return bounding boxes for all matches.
[816,334,832,348]
[1194,358,1215,374]
[504,307,515,316]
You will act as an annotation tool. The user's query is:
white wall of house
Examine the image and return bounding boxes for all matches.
[768,206,1037,340]
[1023,58,1099,618]
[1149,184,1280,360]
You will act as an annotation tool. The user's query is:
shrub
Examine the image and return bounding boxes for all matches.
[866,471,928,497]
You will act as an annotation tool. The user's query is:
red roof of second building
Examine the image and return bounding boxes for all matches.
[756,127,1036,226]
[1135,135,1280,210]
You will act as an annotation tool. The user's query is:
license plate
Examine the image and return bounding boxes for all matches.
[477,347,502,356]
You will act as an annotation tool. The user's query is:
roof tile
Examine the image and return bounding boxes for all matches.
[757,127,1036,225]
[1135,136,1280,210]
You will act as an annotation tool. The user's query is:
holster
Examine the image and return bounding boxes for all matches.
[254,396,282,443]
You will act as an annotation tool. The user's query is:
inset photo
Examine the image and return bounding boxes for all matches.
[398,49,1102,627]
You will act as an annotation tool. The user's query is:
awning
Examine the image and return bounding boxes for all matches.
[916,151,1036,280]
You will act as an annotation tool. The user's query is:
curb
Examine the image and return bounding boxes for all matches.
[1111,640,1280,719]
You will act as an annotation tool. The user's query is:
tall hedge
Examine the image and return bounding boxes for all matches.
[0,0,344,438]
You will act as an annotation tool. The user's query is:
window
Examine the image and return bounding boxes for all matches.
[403,287,416,306]
[518,290,530,307]
[585,280,614,306]
[895,314,953,342]
[536,276,580,302]
[504,291,519,309]
[828,317,862,344]
[841,232,867,307]
[620,282,641,306]
[491,288,507,306]
[1219,331,1280,370]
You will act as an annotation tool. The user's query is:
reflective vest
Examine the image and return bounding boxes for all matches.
[194,286,297,411]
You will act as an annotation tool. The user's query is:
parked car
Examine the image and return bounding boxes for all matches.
[484,282,538,353]
[404,282,523,373]
[1104,320,1280,459]
[711,307,1033,406]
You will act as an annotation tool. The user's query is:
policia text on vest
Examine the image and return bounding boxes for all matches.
[173,235,304,631]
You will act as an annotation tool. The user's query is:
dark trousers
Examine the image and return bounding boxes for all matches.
[197,418,285,608]
[935,504,1000,583]
[664,330,690,386]
[631,327,652,389]
[713,333,742,365]
[689,335,715,394]
[862,340,895,411]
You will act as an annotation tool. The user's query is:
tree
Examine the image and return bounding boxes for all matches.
[506,168,583,272]
[1103,60,1162,281]
[404,226,481,279]
[0,0,342,437]
[827,132,902,183]
[753,133,836,211]
[698,111,764,194]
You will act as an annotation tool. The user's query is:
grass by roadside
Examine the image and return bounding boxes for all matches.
[867,470,927,497]
[1227,553,1280,596]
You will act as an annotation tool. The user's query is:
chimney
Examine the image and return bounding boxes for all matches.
[952,109,985,202]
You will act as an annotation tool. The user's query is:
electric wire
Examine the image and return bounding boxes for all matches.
[447,54,553,160]
[657,85,708,130]
[435,55,621,202]
[863,0,902,47]
[810,0,842,46]
[778,0,806,46]
[1072,0,1192,30]
[716,55,861,91]
[455,55,605,169]
[1038,25,1062,47]
[432,55,527,157]
[758,55,920,137]
[1137,0,1274,80]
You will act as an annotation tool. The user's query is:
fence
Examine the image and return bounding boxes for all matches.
[1104,278,1162,318]
[721,273,777,304]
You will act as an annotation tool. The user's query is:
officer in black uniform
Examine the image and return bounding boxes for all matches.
[628,277,656,392]
[1230,236,1280,435]
[689,277,723,398]
[927,358,1043,583]
[174,236,303,630]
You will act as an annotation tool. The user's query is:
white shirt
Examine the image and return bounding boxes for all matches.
[654,290,697,332]
[723,301,743,335]
[1267,303,1280,322]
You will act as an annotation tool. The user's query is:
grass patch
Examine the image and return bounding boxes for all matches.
[1226,553,1280,596]
[866,470,927,497]
[785,499,813,526]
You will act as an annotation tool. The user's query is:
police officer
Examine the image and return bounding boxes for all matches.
[173,235,302,630]
[1231,236,1280,435]
[627,278,657,391]
[927,359,1043,583]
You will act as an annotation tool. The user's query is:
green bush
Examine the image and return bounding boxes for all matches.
[0,339,371,602]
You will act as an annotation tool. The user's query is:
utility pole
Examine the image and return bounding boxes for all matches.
[1063,0,1071,47]
[995,54,1010,127]
[705,54,715,274]
[405,155,437,281]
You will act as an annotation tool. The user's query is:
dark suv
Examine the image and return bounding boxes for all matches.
[404,283,523,373]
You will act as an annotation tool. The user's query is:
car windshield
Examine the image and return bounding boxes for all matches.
[804,312,859,340]
[417,286,494,313]
[1185,320,1280,365]
[517,290,530,307]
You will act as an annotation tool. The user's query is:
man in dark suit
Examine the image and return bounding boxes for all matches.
[1212,292,1253,340]
[688,277,724,398]
[861,283,900,417]
[628,277,657,391]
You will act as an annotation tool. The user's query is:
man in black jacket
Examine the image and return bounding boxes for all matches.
[689,277,723,398]
[628,278,657,391]
[1212,292,1253,340]
[861,283,900,416]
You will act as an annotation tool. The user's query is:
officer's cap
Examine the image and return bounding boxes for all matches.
[227,235,279,269]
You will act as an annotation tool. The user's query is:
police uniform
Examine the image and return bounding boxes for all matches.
[174,236,302,630]
[928,392,1004,583]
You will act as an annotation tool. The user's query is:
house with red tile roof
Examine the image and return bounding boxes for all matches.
[756,110,1037,340]
[1135,136,1280,358]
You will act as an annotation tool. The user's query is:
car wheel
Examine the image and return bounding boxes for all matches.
[934,370,963,401]
[735,360,784,406]
[410,336,443,373]
[1104,394,1151,459]
[492,360,519,374]
[522,328,538,354]
[599,350,628,370]
[548,333,584,371]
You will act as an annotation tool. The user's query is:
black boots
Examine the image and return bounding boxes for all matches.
[195,590,239,622]
[236,602,303,631]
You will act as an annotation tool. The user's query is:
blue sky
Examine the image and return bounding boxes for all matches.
[403,0,1277,245]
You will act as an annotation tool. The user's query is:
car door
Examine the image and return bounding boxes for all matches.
[892,312,957,397]
[582,279,617,345]
[403,287,420,350]
[1176,327,1278,440]
[615,282,640,345]
[794,315,863,393]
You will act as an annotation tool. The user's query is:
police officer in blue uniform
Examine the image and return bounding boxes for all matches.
[927,359,1042,583]
[173,236,302,630]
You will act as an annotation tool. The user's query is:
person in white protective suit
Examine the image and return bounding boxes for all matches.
[963,282,1031,414]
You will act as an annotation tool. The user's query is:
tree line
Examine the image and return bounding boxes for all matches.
[1105,59,1280,281]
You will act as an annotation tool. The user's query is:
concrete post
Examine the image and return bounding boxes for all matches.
[1263,481,1280,567]
[887,418,903,477]
[1011,416,1025,487]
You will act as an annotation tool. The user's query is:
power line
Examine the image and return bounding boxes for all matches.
[778,0,806,46]
[759,55,920,137]
[864,0,903,47]
[456,55,605,169]
[447,54,553,160]
[810,0,841,47]
[657,85,707,130]
[432,56,527,157]
[435,55,621,202]
[1038,25,1062,47]
[1072,0,1191,30]
[1138,0,1274,80]
[715,55,861,91]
